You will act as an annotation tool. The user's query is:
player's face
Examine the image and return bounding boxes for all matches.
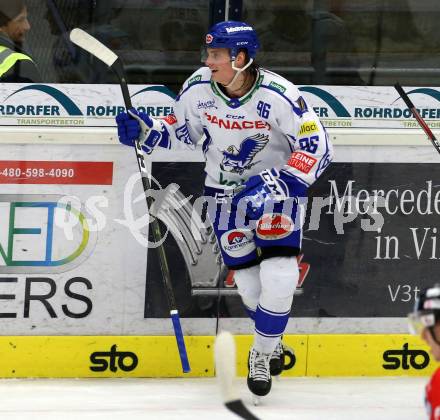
[422,324,440,361]
[204,48,234,84]
[1,7,30,44]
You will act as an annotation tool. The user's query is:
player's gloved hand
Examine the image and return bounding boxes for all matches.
[231,168,307,220]
[115,108,170,154]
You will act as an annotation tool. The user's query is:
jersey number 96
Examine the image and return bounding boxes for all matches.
[299,135,318,153]
[257,101,271,119]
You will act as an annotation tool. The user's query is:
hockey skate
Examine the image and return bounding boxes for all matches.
[270,340,296,377]
[247,347,272,404]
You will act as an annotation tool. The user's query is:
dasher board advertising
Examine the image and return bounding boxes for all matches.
[1,83,439,130]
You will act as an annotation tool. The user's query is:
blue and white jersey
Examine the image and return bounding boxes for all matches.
[162,67,333,190]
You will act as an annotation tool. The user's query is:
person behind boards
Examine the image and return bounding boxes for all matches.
[0,0,41,82]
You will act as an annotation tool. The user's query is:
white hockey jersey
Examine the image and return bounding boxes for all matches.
[162,66,333,190]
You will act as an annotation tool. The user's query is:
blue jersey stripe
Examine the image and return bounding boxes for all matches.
[201,127,212,155]
[315,127,331,180]
[176,80,211,102]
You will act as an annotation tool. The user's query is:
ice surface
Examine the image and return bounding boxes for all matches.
[0,376,425,420]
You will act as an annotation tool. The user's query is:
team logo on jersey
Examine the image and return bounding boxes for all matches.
[175,123,192,145]
[220,133,269,175]
[220,229,256,257]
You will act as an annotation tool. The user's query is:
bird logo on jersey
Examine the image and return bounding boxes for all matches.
[220,133,269,175]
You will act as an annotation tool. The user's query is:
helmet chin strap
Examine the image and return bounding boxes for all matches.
[223,58,254,89]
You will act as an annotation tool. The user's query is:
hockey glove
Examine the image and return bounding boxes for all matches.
[231,168,307,220]
[116,109,170,154]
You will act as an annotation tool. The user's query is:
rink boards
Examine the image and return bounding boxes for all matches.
[0,334,435,378]
[0,84,440,379]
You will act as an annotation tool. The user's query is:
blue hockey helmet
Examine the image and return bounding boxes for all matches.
[205,21,260,60]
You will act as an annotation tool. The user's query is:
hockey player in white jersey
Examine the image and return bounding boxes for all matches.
[116,20,333,398]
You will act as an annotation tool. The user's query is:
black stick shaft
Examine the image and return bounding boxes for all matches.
[113,58,190,373]
[394,83,440,155]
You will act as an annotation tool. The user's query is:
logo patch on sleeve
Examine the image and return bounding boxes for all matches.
[287,152,317,174]
[298,121,318,136]
[188,75,202,86]
[269,81,286,94]
[296,96,308,113]
[164,114,177,125]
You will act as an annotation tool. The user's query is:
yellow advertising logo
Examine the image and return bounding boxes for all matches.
[298,121,318,136]
[383,343,430,370]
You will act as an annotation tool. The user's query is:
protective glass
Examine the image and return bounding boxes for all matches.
[407,311,436,335]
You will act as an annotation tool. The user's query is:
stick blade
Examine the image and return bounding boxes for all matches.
[215,331,260,420]
[69,28,118,67]
[215,331,238,403]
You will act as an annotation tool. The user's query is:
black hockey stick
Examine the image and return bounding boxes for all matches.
[215,331,260,420]
[69,28,190,373]
[394,83,440,155]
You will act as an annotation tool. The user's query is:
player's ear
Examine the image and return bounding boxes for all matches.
[235,50,247,68]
